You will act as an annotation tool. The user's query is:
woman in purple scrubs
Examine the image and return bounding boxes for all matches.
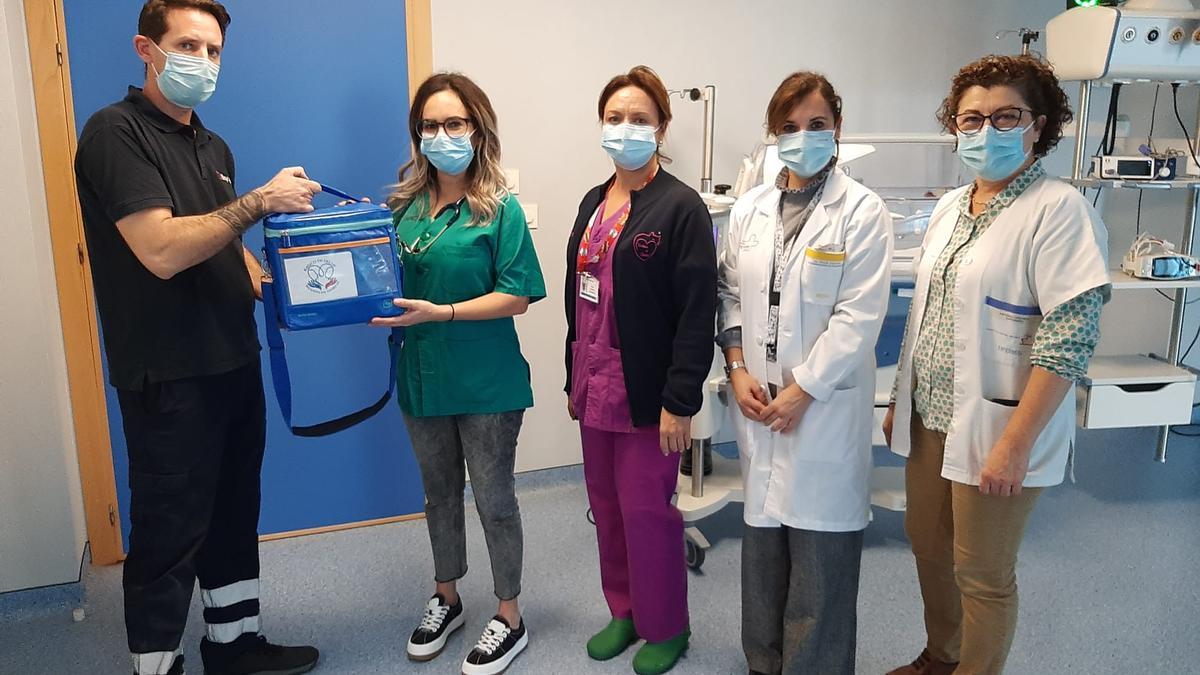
[564,65,717,675]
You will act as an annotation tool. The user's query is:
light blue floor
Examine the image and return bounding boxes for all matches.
[2,427,1199,674]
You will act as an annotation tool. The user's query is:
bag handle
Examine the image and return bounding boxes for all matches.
[261,279,401,437]
[317,183,360,203]
[262,183,369,226]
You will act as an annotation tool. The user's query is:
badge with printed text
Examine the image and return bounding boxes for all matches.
[579,273,600,303]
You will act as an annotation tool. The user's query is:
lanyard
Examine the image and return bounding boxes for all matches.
[576,169,657,274]
[577,200,631,273]
[765,181,826,364]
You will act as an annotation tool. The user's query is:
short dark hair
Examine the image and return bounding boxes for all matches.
[138,0,230,43]
[766,71,843,135]
[937,54,1072,158]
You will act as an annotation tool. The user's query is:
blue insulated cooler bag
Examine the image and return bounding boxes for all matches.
[263,188,402,329]
[260,185,404,437]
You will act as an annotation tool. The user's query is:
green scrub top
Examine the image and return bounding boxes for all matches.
[394,192,546,418]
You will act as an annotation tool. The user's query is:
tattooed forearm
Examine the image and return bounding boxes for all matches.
[214,190,268,236]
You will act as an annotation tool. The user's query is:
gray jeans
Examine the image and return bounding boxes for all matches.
[404,411,525,601]
[742,524,864,675]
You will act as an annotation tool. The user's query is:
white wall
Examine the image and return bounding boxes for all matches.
[431,0,1182,471]
[0,0,87,591]
[433,0,1070,472]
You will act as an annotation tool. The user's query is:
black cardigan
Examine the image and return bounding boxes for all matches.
[564,170,717,428]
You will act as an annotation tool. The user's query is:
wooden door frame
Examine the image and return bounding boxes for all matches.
[22,0,123,566]
[407,0,433,98]
[20,0,433,566]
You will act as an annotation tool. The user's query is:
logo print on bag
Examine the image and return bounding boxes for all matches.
[633,232,662,261]
[305,258,339,293]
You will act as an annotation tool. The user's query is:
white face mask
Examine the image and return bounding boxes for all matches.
[152,43,219,109]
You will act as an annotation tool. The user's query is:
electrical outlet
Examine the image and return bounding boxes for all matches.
[505,168,520,194]
[524,203,538,230]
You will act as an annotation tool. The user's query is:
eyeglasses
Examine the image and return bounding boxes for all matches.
[953,107,1035,135]
[417,117,472,139]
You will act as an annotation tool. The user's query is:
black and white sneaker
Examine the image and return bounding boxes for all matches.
[407,594,465,662]
[461,616,528,675]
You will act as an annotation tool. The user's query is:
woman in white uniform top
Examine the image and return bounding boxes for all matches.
[717,72,892,675]
[884,55,1109,675]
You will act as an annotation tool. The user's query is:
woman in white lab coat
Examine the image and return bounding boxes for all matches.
[717,71,892,675]
[883,55,1109,675]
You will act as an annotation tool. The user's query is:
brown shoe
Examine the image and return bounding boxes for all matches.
[886,649,958,675]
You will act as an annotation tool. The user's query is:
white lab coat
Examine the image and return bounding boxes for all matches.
[891,175,1109,487]
[718,170,893,531]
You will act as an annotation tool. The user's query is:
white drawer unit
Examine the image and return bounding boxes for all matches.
[1077,355,1197,429]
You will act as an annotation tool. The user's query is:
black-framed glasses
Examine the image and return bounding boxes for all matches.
[417,117,473,139]
[953,107,1035,135]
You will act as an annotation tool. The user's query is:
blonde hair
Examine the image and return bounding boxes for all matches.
[387,72,507,226]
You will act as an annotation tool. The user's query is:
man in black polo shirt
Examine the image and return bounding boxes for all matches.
[74,2,321,674]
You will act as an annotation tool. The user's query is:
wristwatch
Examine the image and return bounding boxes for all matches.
[724,360,746,376]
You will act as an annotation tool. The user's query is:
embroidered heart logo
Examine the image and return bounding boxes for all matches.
[633,232,662,261]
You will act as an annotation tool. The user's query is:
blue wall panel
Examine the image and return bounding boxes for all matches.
[63,0,424,542]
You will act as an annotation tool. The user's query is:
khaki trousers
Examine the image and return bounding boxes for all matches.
[904,414,1042,675]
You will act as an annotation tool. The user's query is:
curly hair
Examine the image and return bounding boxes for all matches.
[936,54,1072,158]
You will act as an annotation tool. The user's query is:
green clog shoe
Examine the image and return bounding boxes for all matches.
[586,617,639,661]
[632,627,690,675]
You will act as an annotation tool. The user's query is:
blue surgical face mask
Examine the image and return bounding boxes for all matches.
[777,130,836,178]
[601,123,658,171]
[956,124,1032,181]
[152,43,219,109]
[420,131,475,176]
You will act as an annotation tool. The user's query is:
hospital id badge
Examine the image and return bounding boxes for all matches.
[766,359,784,389]
[579,273,600,303]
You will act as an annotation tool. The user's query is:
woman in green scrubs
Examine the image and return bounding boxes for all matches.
[370,72,545,675]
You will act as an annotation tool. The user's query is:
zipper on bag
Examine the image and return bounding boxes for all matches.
[277,236,392,256]
[263,216,394,240]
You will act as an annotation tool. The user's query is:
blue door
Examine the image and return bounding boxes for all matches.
[63,0,425,543]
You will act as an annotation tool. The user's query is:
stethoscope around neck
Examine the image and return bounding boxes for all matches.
[396,196,466,256]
